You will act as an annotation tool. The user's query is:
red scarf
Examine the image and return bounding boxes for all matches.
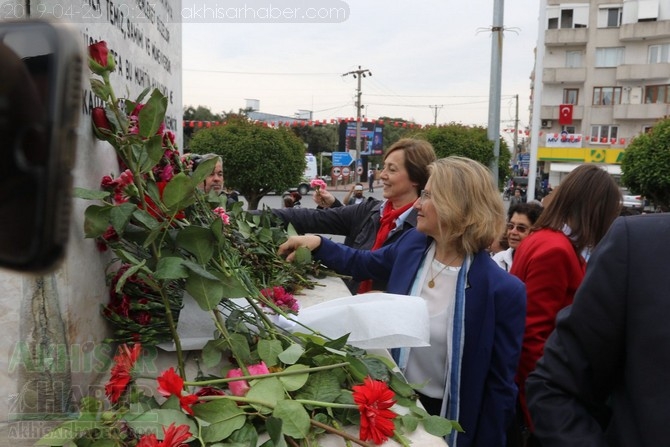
[358,201,414,293]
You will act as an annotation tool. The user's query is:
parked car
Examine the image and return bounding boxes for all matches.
[620,188,644,209]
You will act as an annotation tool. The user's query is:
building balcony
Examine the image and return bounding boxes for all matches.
[619,20,670,41]
[616,63,670,81]
[540,105,584,121]
[545,28,589,46]
[543,67,587,84]
[613,103,670,120]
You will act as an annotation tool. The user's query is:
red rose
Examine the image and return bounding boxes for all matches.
[92,107,113,140]
[88,41,115,74]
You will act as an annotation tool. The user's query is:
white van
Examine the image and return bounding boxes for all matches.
[296,154,318,195]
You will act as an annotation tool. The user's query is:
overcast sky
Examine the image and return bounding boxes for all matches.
[181,0,540,129]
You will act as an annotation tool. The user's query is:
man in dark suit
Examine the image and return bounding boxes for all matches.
[526,214,670,447]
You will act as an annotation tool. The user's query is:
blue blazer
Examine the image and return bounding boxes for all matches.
[315,228,526,447]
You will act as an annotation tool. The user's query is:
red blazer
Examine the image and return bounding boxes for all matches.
[510,228,586,428]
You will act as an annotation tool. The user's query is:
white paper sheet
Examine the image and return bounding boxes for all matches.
[293,293,430,349]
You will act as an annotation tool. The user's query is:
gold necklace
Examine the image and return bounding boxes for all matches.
[428,253,460,288]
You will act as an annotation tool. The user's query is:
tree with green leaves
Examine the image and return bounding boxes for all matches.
[412,123,512,188]
[621,117,670,211]
[189,117,307,210]
[183,105,226,149]
[291,124,338,154]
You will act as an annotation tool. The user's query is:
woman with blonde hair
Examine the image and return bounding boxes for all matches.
[280,156,526,447]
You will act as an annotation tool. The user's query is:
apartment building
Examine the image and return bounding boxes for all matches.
[535,0,670,186]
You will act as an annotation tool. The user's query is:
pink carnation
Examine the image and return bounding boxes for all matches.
[310,178,327,191]
[213,207,230,225]
[260,286,299,313]
[225,362,270,396]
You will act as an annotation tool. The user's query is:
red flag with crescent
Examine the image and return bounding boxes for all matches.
[559,104,573,125]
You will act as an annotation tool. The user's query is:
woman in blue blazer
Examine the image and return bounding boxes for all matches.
[280,157,526,447]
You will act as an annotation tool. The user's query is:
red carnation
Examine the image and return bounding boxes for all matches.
[352,376,397,445]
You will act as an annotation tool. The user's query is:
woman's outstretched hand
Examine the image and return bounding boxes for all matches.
[278,235,322,262]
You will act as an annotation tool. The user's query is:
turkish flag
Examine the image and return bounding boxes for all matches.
[559,104,573,125]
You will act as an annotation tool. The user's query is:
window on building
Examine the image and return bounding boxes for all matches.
[595,47,625,67]
[638,0,659,22]
[644,84,670,103]
[643,126,654,133]
[593,87,622,105]
[562,125,577,134]
[648,44,670,63]
[563,88,579,104]
[566,51,583,68]
[591,125,619,144]
[598,6,622,27]
[547,5,589,29]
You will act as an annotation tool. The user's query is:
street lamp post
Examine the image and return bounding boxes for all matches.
[343,65,371,184]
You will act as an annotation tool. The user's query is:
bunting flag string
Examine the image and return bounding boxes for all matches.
[182,117,426,129]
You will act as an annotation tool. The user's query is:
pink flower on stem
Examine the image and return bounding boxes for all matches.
[225,361,270,396]
[260,286,299,313]
[213,207,230,225]
[310,178,327,191]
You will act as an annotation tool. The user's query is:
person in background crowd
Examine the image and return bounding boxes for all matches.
[272,138,436,294]
[279,156,525,447]
[492,202,543,272]
[192,153,240,209]
[282,191,302,208]
[510,188,524,207]
[343,183,366,205]
[526,213,670,447]
[508,164,621,447]
[368,168,375,192]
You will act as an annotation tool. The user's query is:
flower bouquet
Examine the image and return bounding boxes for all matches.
[38,41,459,447]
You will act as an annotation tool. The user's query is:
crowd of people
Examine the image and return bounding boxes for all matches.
[192,141,668,447]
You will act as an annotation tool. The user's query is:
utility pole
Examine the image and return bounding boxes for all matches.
[487,0,504,186]
[513,94,519,161]
[342,65,372,183]
[429,105,443,126]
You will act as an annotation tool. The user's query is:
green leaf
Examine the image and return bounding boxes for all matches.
[246,377,285,414]
[400,414,419,432]
[278,364,309,392]
[162,173,194,211]
[277,343,304,365]
[132,208,161,231]
[138,89,168,138]
[293,246,312,265]
[294,371,342,404]
[89,78,110,100]
[228,333,251,363]
[139,134,165,174]
[36,420,104,446]
[265,417,288,447]
[182,260,220,280]
[83,205,112,238]
[257,339,283,367]
[201,415,247,443]
[110,202,136,233]
[155,257,189,279]
[272,400,310,439]
[74,187,109,200]
[389,371,417,398]
[185,274,223,310]
[202,338,226,367]
[177,226,215,265]
[192,157,219,187]
[193,398,244,423]
[421,415,455,437]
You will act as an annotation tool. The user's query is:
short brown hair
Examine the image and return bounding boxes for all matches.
[384,138,437,197]
[429,156,506,254]
[534,164,621,252]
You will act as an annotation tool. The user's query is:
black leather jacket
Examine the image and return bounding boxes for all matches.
[272,197,418,293]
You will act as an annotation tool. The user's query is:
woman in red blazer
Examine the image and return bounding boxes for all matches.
[509,164,621,446]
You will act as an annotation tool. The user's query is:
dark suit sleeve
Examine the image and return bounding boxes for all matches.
[271,201,370,236]
[526,218,630,447]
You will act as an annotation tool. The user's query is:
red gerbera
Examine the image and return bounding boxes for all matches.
[135,423,191,447]
[352,376,398,445]
[105,343,142,404]
[157,367,198,415]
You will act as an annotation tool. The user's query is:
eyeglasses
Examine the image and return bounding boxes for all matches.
[506,223,529,233]
[419,190,431,204]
